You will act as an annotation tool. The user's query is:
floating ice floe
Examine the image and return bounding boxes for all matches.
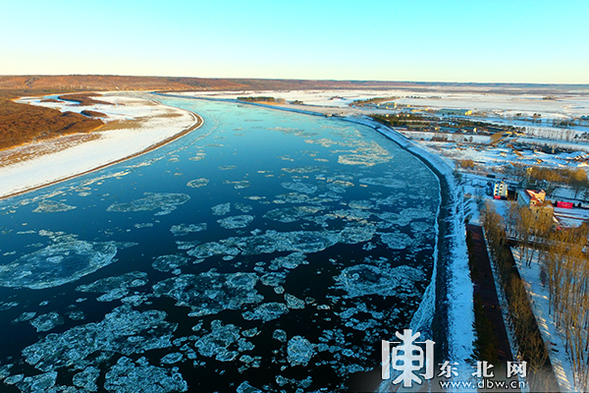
[13,311,36,323]
[11,371,57,392]
[76,271,148,302]
[152,255,191,273]
[242,302,289,322]
[380,232,413,250]
[217,215,254,229]
[287,336,316,366]
[32,200,76,213]
[268,252,308,271]
[224,180,250,189]
[334,264,425,298]
[284,293,305,309]
[360,177,407,188]
[104,356,187,393]
[281,181,318,194]
[30,313,63,333]
[23,305,176,372]
[186,178,209,188]
[273,329,287,343]
[263,206,323,223]
[72,366,100,392]
[170,223,206,236]
[236,381,263,393]
[160,352,183,365]
[281,166,322,174]
[107,192,190,216]
[153,271,262,317]
[0,238,118,290]
[211,203,231,216]
[187,227,373,262]
[194,320,243,361]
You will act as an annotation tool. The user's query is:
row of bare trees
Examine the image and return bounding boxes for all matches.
[482,204,555,391]
[494,202,589,391]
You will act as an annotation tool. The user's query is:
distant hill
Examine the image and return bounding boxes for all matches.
[2,75,588,97]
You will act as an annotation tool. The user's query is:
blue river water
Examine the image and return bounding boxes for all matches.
[0,96,440,392]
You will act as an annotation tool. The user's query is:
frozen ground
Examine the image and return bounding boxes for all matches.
[0,93,200,199]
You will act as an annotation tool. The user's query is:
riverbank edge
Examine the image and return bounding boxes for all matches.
[0,99,204,201]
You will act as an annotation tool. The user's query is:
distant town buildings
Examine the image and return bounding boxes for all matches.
[438,108,473,116]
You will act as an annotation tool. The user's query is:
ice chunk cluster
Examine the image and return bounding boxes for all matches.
[153,271,262,317]
[104,356,187,392]
[76,271,148,302]
[32,200,76,213]
[22,305,176,372]
[334,264,425,298]
[107,192,190,215]
[0,238,118,289]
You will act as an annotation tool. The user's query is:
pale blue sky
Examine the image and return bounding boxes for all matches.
[1,0,588,83]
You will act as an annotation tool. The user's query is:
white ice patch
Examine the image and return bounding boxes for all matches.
[334,264,425,298]
[281,181,318,194]
[263,206,323,223]
[30,312,64,332]
[152,255,191,273]
[170,223,207,236]
[217,215,254,229]
[107,192,190,215]
[23,305,176,372]
[0,238,118,289]
[186,178,209,188]
[287,336,316,366]
[76,271,148,302]
[242,302,289,322]
[211,203,231,216]
[380,232,413,250]
[32,200,76,213]
[105,356,187,393]
[153,272,262,317]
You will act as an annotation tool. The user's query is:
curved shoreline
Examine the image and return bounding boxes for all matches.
[0,105,204,201]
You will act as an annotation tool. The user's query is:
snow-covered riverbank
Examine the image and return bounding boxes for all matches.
[0,93,201,199]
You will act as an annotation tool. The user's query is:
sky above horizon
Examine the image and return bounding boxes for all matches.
[2,0,588,84]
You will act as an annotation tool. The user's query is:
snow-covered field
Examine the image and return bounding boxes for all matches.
[0,93,200,199]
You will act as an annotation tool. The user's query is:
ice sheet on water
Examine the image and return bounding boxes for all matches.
[170,223,206,236]
[268,252,308,271]
[273,329,287,342]
[263,206,323,223]
[0,238,118,289]
[287,336,315,367]
[236,381,263,393]
[281,166,322,174]
[160,352,183,365]
[32,200,76,213]
[235,203,253,213]
[334,264,425,298]
[194,320,243,361]
[211,202,231,216]
[22,305,176,372]
[281,181,318,194]
[107,192,190,215]
[30,312,63,332]
[380,232,413,250]
[153,272,262,317]
[242,302,289,322]
[187,227,373,261]
[285,293,305,309]
[104,356,187,393]
[72,366,99,392]
[217,215,254,229]
[13,311,36,323]
[274,192,336,204]
[76,271,148,302]
[360,177,407,188]
[152,255,191,273]
[224,180,251,189]
[186,178,209,188]
[12,371,57,392]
